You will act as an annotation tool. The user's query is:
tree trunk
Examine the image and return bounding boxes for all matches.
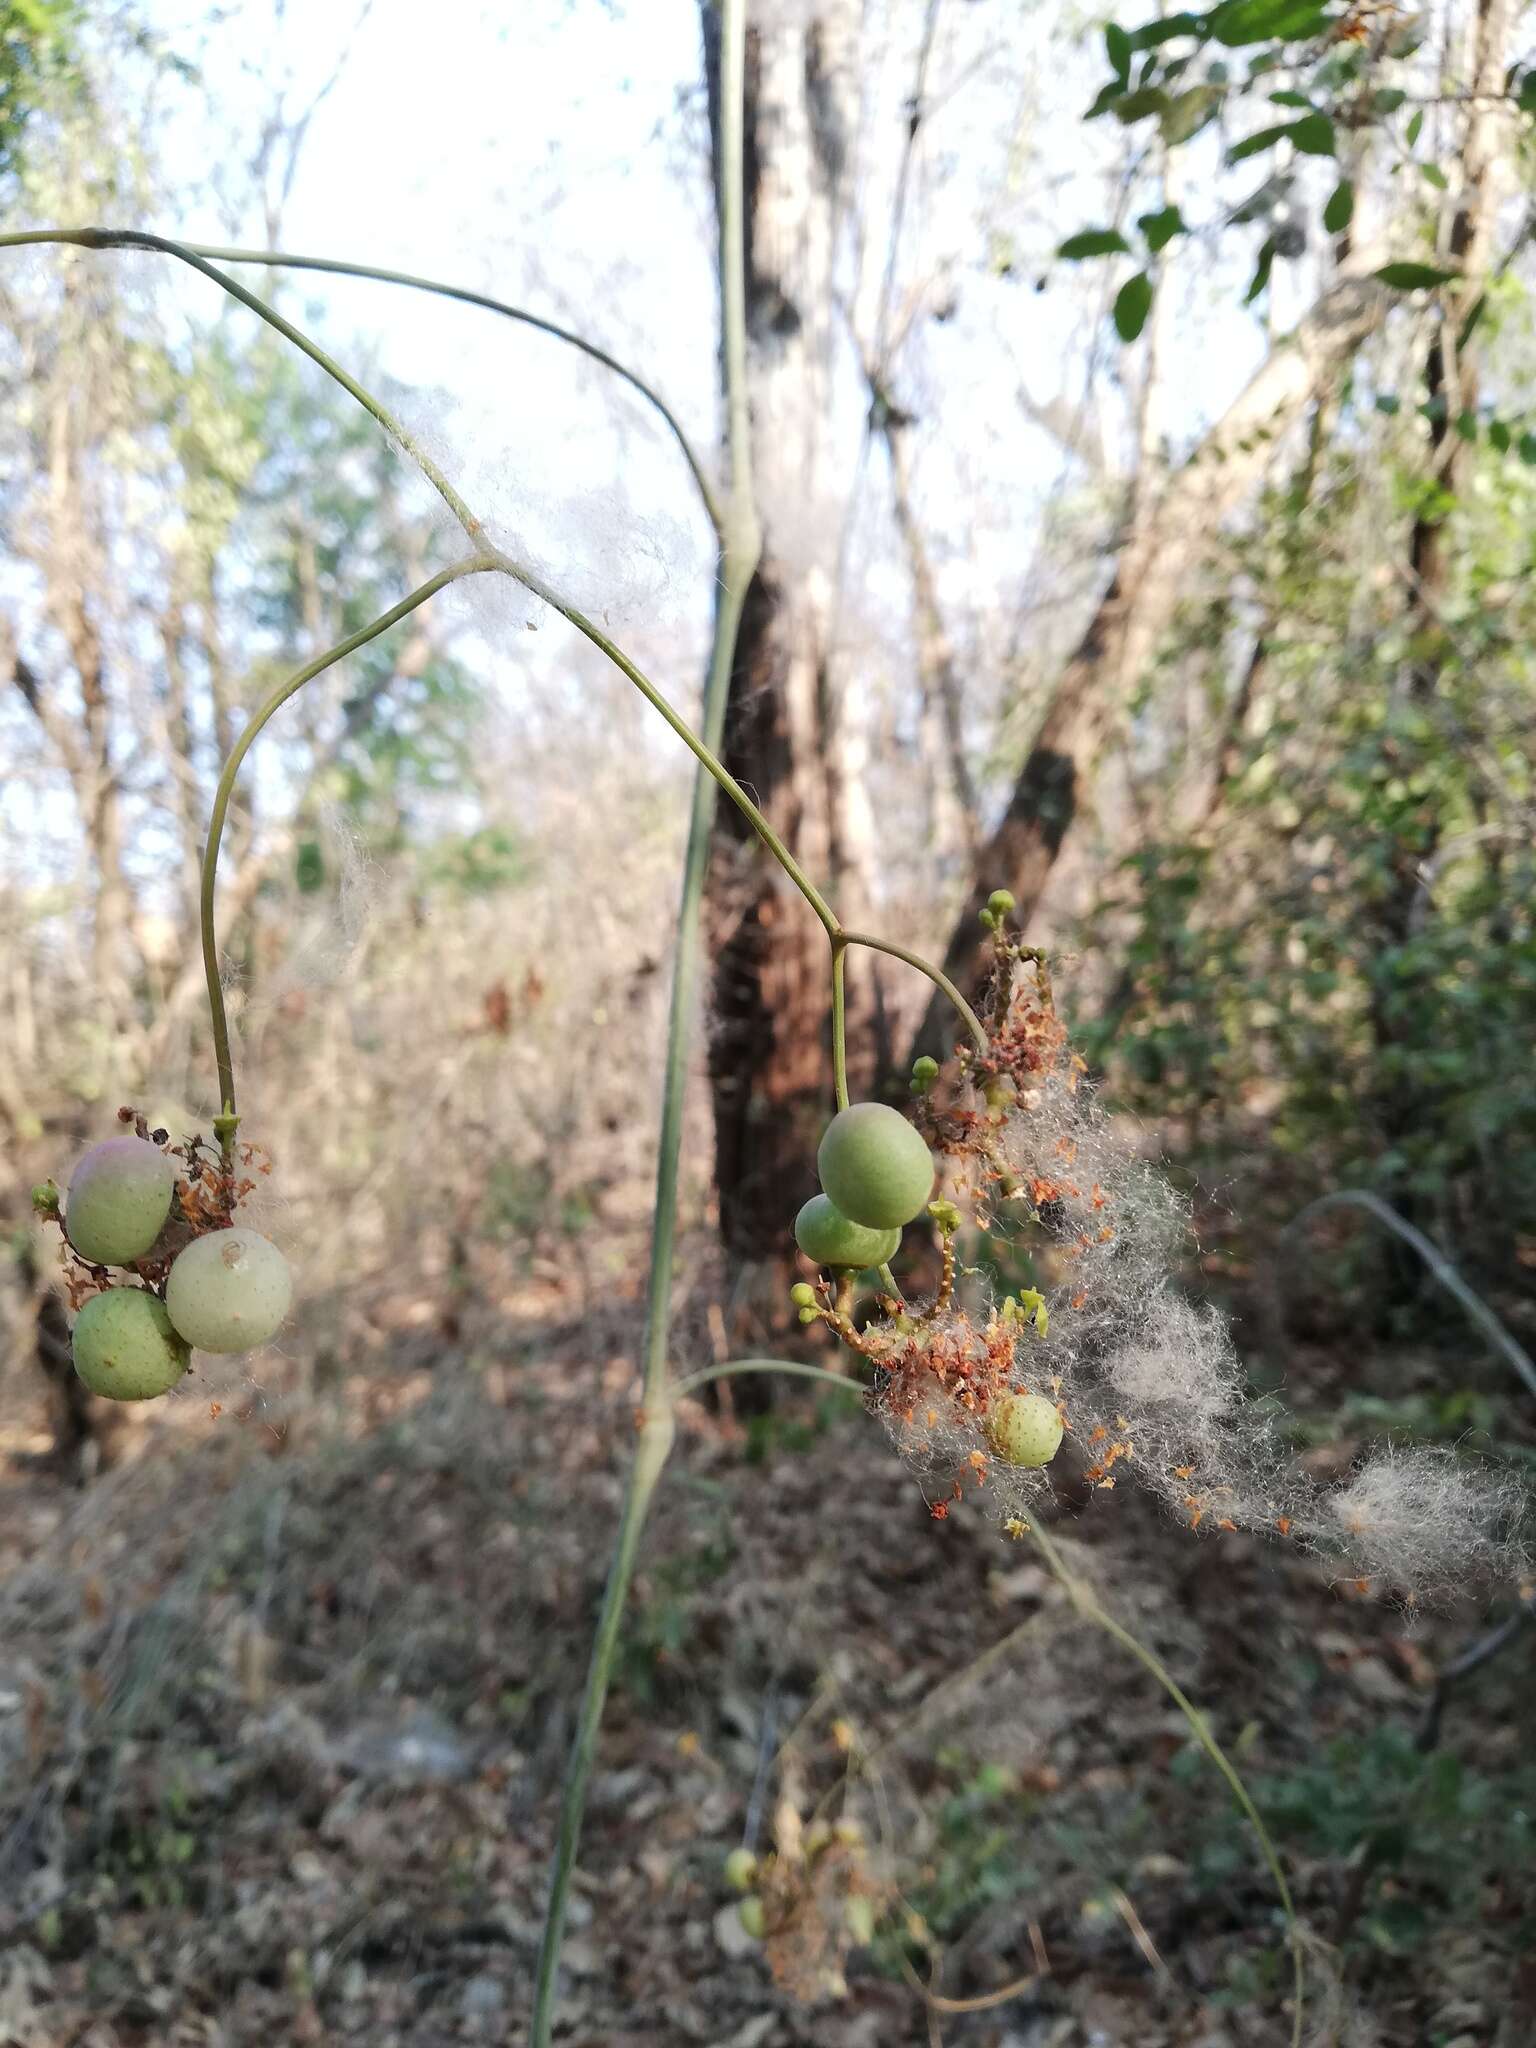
[910,259,1389,1059]
[702,3,871,1341]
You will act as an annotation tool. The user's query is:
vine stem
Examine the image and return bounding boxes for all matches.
[175,241,724,535]
[0,228,484,546]
[528,0,759,2036]
[200,558,499,1133]
[1023,1516,1305,2048]
[674,1357,864,1399]
[841,930,989,1052]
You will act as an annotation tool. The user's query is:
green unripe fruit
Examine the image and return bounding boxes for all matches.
[988,1392,1064,1469]
[816,1104,935,1232]
[738,1895,766,1939]
[987,887,1016,918]
[912,1056,939,1081]
[724,1848,758,1892]
[797,1306,821,1324]
[789,1282,817,1308]
[31,1180,61,1217]
[845,1894,877,1946]
[165,1228,292,1354]
[794,1194,902,1270]
[72,1287,192,1401]
[65,1138,176,1266]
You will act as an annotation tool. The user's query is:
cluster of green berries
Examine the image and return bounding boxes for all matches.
[37,1126,292,1403]
[977,886,1015,932]
[792,1101,937,1281]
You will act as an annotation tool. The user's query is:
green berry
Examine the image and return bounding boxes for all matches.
[65,1138,176,1266]
[72,1287,191,1401]
[724,1848,758,1892]
[794,1194,902,1270]
[987,888,1016,918]
[817,1104,935,1232]
[988,1392,1064,1469]
[31,1180,61,1216]
[738,1895,766,1939]
[797,1306,821,1325]
[910,1054,940,1097]
[165,1228,292,1354]
[789,1281,817,1308]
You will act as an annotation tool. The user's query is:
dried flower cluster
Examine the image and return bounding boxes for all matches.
[797,942,1527,1604]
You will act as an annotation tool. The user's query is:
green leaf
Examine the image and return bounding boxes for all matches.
[1137,204,1187,252]
[1488,418,1511,452]
[1228,111,1333,163]
[1323,178,1354,233]
[1208,0,1329,47]
[1058,227,1132,258]
[1245,236,1277,305]
[1129,12,1205,46]
[1375,261,1457,290]
[1269,89,1314,108]
[1518,431,1536,464]
[1406,109,1424,146]
[1517,69,1536,113]
[1419,162,1448,190]
[1110,84,1172,121]
[1374,394,1400,415]
[1290,111,1336,155]
[1372,86,1407,113]
[1105,21,1132,78]
[1454,408,1478,443]
[1113,270,1154,340]
[1159,82,1223,142]
[1228,120,1293,162]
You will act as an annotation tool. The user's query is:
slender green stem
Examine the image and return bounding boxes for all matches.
[200,559,497,1124]
[830,939,851,1110]
[178,242,724,537]
[0,228,485,545]
[674,1357,867,1399]
[529,4,758,2039]
[1024,1517,1304,2048]
[841,929,989,1051]
[528,1403,675,2042]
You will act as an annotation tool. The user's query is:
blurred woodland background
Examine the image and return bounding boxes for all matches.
[0,1,1532,2043]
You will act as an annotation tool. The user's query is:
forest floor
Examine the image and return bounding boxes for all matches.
[0,1257,1532,2048]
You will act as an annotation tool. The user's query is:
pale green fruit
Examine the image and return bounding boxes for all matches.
[165,1228,292,1354]
[724,1848,758,1893]
[737,1895,766,1939]
[66,1138,176,1266]
[988,1392,1064,1469]
[816,1103,935,1231]
[72,1287,191,1401]
[793,1194,901,1270]
[844,1894,877,1946]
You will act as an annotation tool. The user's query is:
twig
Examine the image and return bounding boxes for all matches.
[1417,1581,1536,1752]
[1286,1190,1536,1404]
